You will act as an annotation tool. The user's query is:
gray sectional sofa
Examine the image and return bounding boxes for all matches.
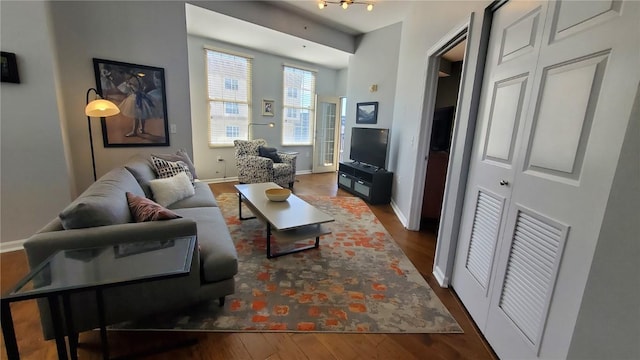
[23,154,238,340]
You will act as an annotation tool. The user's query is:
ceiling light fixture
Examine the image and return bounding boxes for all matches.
[318,0,374,11]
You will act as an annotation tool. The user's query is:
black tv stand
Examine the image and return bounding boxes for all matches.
[338,162,393,205]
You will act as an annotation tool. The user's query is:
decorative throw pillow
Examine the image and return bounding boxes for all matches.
[148,172,195,207]
[126,192,181,222]
[152,149,198,179]
[258,146,281,163]
[151,155,194,184]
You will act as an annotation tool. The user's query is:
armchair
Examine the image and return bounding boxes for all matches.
[234,139,297,188]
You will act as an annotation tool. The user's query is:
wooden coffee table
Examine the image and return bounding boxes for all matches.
[235,183,334,258]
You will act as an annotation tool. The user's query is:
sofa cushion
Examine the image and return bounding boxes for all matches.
[151,156,194,184]
[124,155,156,198]
[167,181,218,209]
[149,172,195,207]
[59,167,145,229]
[126,192,181,222]
[172,207,238,283]
[153,149,198,179]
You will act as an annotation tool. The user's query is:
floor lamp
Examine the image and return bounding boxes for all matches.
[85,88,120,181]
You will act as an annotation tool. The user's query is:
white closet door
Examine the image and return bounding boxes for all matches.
[451,0,549,331]
[452,0,640,358]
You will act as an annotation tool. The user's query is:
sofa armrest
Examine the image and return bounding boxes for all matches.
[23,218,197,269]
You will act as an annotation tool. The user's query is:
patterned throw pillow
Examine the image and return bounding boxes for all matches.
[150,155,194,184]
[126,192,181,222]
[152,149,198,179]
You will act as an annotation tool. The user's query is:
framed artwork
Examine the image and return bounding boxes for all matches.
[356,102,378,124]
[262,99,275,116]
[93,58,169,147]
[1,52,20,83]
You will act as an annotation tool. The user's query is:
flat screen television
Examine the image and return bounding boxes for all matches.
[350,127,389,169]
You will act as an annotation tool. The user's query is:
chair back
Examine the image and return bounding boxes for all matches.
[234,139,267,157]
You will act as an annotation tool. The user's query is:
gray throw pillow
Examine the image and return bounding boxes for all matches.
[258,146,281,163]
[59,168,145,229]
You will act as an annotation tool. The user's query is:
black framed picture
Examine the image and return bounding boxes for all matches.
[1,52,20,84]
[356,102,378,124]
[93,58,169,147]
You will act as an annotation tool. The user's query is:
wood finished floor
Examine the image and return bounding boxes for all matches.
[0,173,496,360]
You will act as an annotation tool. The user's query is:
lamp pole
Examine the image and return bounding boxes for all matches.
[85,88,120,181]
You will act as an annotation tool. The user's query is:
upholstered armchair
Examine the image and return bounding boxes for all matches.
[234,139,297,188]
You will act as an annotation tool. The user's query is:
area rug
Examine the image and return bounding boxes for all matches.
[113,194,462,333]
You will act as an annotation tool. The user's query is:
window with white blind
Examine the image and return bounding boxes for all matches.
[206,48,252,146]
[282,66,316,145]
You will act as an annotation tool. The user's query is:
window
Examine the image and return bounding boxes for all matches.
[226,125,240,138]
[224,102,239,115]
[206,48,252,146]
[224,78,238,90]
[282,66,316,145]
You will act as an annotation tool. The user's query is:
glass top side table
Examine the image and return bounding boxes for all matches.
[1,236,196,360]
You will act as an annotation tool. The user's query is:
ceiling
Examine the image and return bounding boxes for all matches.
[186,1,463,70]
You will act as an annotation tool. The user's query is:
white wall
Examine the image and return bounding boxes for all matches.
[48,1,194,195]
[567,83,640,360]
[187,35,341,181]
[0,1,72,244]
[342,23,402,168]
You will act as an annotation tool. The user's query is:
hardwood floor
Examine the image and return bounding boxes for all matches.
[0,173,496,360]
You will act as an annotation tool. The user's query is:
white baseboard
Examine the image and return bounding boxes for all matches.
[433,266,450,288]
[1,239,26,253]
[200,176,239,184]
[389,199,408,228]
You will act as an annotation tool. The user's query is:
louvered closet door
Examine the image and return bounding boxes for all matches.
[451,0,548,331]
[453,0,639,358]
[484,0,639,357]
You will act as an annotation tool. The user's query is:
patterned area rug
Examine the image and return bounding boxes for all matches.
[113,194,462,333]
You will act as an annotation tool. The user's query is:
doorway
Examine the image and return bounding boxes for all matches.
[313,96,342,173]
[420,41,466,231]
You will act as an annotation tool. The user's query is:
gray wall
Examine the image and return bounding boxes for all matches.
[187,35,341,181]
[342,23,402,169]
[567,83,640,360]
[0,1,72,245]
[390,1,488,223]
[49,1,194,195]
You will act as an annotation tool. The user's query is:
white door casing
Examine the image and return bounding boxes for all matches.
[452,0,639,358]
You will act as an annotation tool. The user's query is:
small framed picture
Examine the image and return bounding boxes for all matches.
[356,102,378,124]
[1,52,20,84]
[262,99,275,116]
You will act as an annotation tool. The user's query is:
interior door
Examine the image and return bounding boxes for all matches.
[313,96,341,173]
[452,0,639,358]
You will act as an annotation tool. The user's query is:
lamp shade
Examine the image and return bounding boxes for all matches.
[85,99,120,117]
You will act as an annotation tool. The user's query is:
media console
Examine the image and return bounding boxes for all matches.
[338,162,393,205]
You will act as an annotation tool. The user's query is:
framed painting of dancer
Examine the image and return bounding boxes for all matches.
[93,58,170,147]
